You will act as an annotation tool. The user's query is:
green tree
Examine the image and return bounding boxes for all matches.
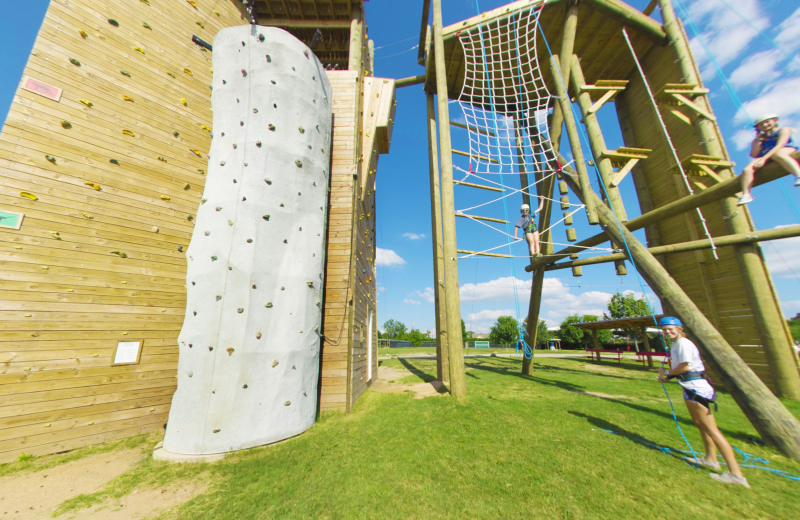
[559,314,585,349]
[788,313,800,343]
[536,319,553,347]
[581,314,612,348]
[461,319,470,342]
[383,319,407,339]
[606,291,654,346]
[405,328,426,347]
[490,316,519,345]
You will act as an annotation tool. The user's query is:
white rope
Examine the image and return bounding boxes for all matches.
[621,28,719,260]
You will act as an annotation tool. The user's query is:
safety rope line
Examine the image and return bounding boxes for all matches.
[672,0,800,224]
[621,28,718,260]
[537,16,700,468]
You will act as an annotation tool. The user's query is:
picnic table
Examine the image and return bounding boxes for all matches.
[586,349,623,365]
[635,351,669,367]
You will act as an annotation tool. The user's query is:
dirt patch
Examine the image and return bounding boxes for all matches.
[583,364,622,373]
[371,365,446,399]
[568,390,632,400]
[0,448,203,520]
[0,449,144,519]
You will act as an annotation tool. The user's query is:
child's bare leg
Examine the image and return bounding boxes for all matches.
[532,231,540,255]
[525,234,536,258]
[772,147,800,177]
[740,162,757,196]
[687,401,744,478]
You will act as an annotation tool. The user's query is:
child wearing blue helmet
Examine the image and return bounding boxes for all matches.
[657,316,749,488]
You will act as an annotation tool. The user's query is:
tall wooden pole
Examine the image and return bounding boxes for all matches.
[522,2,579,376]
[348,7,363,72]
[558,158,800,461]
[432,0,466,396]
[427,92,449,382]
[514,118,531,208]
[658,0,800,399]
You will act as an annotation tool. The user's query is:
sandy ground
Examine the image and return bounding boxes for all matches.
[370,365,446,399]
[0,448,203,520]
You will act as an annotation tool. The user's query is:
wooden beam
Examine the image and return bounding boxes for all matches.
[347,7,362,71]
[550,56,598,224]
[457,249,512,258]
[419,0,431,65]
[452,149,499,164]
[584,0,667,43]
[545,224,800,271]
[426,92,449,383]
[395,74,426,88]
[453,180,504,193]
[514,117,531,208]
[558,157,800,461]
[455,213,509,224]
[433,0,466,396]
[449,120,496,137]
[643,0,659,16]
[525,152,800,272]
[257,16,351,26]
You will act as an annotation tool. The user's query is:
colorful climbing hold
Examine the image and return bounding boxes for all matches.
[189,149,202,156]
[268,124,276,131]
[141,0,150,6]
[262,215,270,221]
[284,401,291,406]
[109,158,119,165]
[214,9,220,16]
[298,126,305,133]
[227,347,234,356]
[187,214,194,221]
[69,58,81,66]
[183,183,191,190]
[20,192,38,201]
[111,251,128,258]
[186,0,197,7]
[167,71,176,78]
[196,21,204,28]
[152,226,159,232]
[79,30,88,39]
[211,255,217,261]
[158,156,167,162]
[82,213,94,220]
[198,169,205,174]
[143,22,152,30]
[201,125,211,131]
[122,94,134,101]
[295,160,303,167]
[173,130,180,137]
[272,360,279,367]
[108,18,120,27]
[183,68,193,76]
[160,195,171,201]
[84,181,101,190]
[266,302,273,308]
[122,129,135,137]
[180,98,187,106]
[45,155,57,164]
[49,231,61,240]
[134,46,145,55]
[120,70,132,77]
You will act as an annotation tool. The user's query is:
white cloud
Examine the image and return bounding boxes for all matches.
[775,7,800,53]
[403,298,421,305]
[376,248,406,267]
[763,232,800,278]
[781,300,800,319]
[377,286,386,292]
[735,77,800,127]
[728,50,782,90]
[414,287,435,303]
[732,128,756,151]
[402,232,426,240]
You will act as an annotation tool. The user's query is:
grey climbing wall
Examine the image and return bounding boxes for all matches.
[163,26,332,455]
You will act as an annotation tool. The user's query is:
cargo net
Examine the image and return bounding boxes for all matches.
[452,3,605,259]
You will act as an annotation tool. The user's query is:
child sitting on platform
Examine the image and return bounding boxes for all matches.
[737,113,800,205]
[513,197,545,260]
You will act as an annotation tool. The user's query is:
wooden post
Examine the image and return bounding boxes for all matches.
[550,56,598,225]
[559,157,800,460]
[639,327,654,368]
[426,92,449,383]
[591,330,600,351]
[348,7,363,71]
[658,0,800,399]
[522,1,580,376]
[432,0,466,396]
[514,117,531,208]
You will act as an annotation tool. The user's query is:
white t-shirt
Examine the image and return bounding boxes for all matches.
[670,337,714,399]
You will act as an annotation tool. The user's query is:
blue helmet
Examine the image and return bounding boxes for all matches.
[659,316,682,327]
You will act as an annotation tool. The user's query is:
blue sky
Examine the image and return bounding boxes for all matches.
[1,0,798,335]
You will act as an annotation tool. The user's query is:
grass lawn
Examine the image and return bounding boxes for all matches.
[44,356,800,519]
[379,347,588,356]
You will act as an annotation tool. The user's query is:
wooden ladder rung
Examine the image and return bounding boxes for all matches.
[452,149,499,164]
[453,180,504,192]
[455,213,509,224]
[457,249,512,258]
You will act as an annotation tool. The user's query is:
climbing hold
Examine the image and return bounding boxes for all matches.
[205,231,210,236]
[228,220,233,226]
[256,332,262,339]
[253,108,258,114]
[108,18,119,27]
[143,22,152,30]
[49,231,61,240]
[173,131,180,137]
[187,214,194,221]
[167,71,176,78]
[84,181,101,190]
[283,239,288,243]
[158,156,167,162]
[69,58,81,66]
[292,365,296,370]
[303,49,309,58]
[216,295,222,301]
[237,308,244,313]
[214,10,220,16]
[272,360,279,367]
[120,70,132,78]
[247,238,253,243]
[201,125,211,131]
[213,429,220,433]
[265,302,273,308]
[111,251,128,258]
[79,29,88,38]
[189,149,202,156]
[134,46,145,55]
[196,21,204,29]
[256,140,262,147]
[266,54,272,62]
[82,213,94,220]
[208,346,213,351]
[183,183,191,190]
[186,0,197,7]
[183,68,193,76]
[268,124,276,131]
[264,179,272,185]
[262,215,270,221]
[80,99,93,107]
[122,129,135,137]
[284,401,291,406]
[232,144,237,149]
[122,94,134,101]
[298,126,305,133]
[160,195,171,201]
[211,256,218,261]
[177,246,184,252]
[295,160,303,167]
[216,207,222,211]
[240,68,248,77]
[270,80,276,85]
[180,98,187,106]
[198,169,205,174]
[20,192,38,201]
[227,347,234,356]
[307,281,313,287]
[109,158,120,165]
[152,226,159,233]
[240,121,244,126]
[45,155,57,164]
[280,203,284,207]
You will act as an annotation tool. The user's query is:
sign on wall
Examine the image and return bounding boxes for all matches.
[21,77,63,102]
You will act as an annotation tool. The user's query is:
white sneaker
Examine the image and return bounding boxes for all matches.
[710,471,750,488]
[684,456,721,470]
[794,176,800,187]
[737,194,754,205]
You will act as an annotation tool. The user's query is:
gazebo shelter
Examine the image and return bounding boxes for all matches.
[571,316,665,355]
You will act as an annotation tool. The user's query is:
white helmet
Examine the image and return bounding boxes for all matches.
[521,204,530,211]
[755,113,779,125]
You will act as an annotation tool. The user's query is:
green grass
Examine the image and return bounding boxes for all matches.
[55,357,800,519]
[379,347,588,356]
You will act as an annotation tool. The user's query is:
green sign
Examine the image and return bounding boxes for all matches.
[0,210,24,230]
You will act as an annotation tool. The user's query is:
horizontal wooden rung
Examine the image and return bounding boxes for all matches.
[452,149,499,164]
[453,180,504,192]
[450,120,496,137]
[457,249,511,258]
[455,213,509,224]
[601,147,651,160]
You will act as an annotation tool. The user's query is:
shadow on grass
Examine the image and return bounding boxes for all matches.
[398,358,438,383]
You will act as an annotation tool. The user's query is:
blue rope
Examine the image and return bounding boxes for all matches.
[536,16,699,467]
[594,429,800,481]
[672,0,800,223]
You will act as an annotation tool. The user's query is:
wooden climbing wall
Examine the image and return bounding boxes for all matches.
[616,38,784,391]
[0,0,248,463]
